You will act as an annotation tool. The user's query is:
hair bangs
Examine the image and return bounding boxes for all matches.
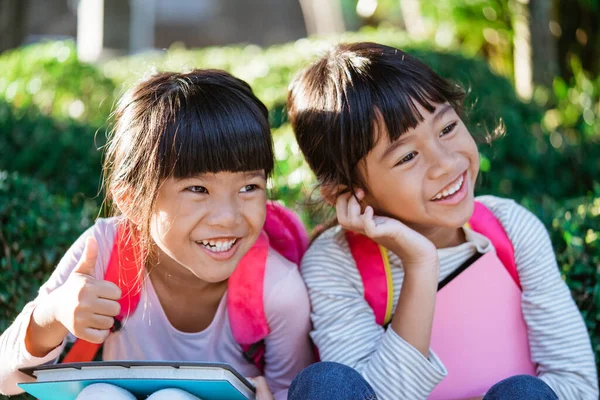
[368,55,465,145]
[158,86,274,180]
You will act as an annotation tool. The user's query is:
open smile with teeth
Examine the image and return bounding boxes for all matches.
[197,238,238,253]
[432,174,465,201]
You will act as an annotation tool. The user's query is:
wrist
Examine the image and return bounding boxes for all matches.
[403,257,440,281]
[26,299,68,357]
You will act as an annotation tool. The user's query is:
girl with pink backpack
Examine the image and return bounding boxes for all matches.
[0,69,314,400]
[286,42,598,400]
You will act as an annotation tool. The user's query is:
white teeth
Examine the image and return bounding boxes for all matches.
[433,175,464,200]
[198,238,237,253]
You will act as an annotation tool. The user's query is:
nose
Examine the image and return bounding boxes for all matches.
[427,141,458,180]
[206,197,240,228]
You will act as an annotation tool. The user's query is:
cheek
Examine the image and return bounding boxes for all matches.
[465,136,480,172]
[368,169,422,212]
[242,196,267,230]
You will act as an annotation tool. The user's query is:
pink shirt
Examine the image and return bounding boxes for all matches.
[0,218,315,399]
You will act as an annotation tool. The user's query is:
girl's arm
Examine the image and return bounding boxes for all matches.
[262,250,315,400]
[301,231,447,400]
[486,197,598,400]
[0,221,116,396]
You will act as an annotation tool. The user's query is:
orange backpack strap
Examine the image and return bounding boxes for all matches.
[348,200,520,328]
[62,225,143,363]
[466,201,520,289]
[346,231,395,326]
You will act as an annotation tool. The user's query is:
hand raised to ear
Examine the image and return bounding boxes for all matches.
[336,189,438,270]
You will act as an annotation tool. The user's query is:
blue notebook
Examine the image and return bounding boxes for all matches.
[18,361,256,400]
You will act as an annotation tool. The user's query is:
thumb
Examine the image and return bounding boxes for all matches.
[73,236,98,277]
[248,376,273,400]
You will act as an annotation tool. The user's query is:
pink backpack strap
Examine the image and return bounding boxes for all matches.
[346,231,394,326]
[227,231,270,372]
[62,225,143,363]
[228,203,310,372]
[467,201,521,289]
[263,201,309,265]
[346,201,521,330]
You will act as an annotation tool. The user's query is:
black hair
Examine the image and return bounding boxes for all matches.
[287,42,465,193]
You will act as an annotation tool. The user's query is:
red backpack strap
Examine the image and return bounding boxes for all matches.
[227,231,270,372]
[467,201,521,289]
[346,232,394,326]
[62,225,143,363]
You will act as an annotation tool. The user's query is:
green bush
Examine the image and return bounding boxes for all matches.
[0,100,104,199]
[556,195,600,366]
[535,191,600,366]
[0,172,95,334]
[0,41,118,126]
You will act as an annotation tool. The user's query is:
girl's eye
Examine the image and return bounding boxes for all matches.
[187,186,208,194]
[240,184,259,193]
[440,122,458,137]
[395,152,417,166]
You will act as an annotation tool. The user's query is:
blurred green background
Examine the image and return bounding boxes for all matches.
[1,0,599,396]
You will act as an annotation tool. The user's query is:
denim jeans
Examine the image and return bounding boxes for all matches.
[288,363,558,400]
[288,361,378,400]
[483,375,559,400]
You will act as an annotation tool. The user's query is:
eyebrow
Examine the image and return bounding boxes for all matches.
[432,103,454,124]
[378,104,454,163]
[177,170,266,183]
[379,134,412,162]
[244,170,267,180]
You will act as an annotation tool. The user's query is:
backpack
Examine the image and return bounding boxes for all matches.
[62,201,309,373]
[345,201,536,399]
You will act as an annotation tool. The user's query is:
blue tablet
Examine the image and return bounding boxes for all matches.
[19,361,256,400]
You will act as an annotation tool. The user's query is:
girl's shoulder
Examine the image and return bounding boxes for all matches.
[306,224,350,256]
[86,216,122,278]
[262,246,311,319]
[300,224,363,284]
[474,195,551,261]
[36,216,123,297]
[474,195,543,234]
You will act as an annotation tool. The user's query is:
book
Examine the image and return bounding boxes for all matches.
[429,252,535,400]
[18,361,256,400]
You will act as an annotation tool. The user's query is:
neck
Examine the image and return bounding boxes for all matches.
[414,225,466,249]
[147,248,220,292]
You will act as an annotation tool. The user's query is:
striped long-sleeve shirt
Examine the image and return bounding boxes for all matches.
[301,195,598,400]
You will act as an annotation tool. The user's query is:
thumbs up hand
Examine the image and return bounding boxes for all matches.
[50,237,122,344]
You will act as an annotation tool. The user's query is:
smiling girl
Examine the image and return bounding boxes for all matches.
[285,42,598,400]
[0,70,314,400]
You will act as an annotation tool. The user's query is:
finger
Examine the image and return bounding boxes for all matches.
[89,314,116,330]
[335,192,351,225]
[80,327,110,344]
[249,376,273,400]
[93,298,121,317]
[95,280,122,301]
[363,206,377,237]
[347,194,363,227]
[73,236,98,278]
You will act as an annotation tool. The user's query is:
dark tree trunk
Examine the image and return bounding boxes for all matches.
[0,0,28,53]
